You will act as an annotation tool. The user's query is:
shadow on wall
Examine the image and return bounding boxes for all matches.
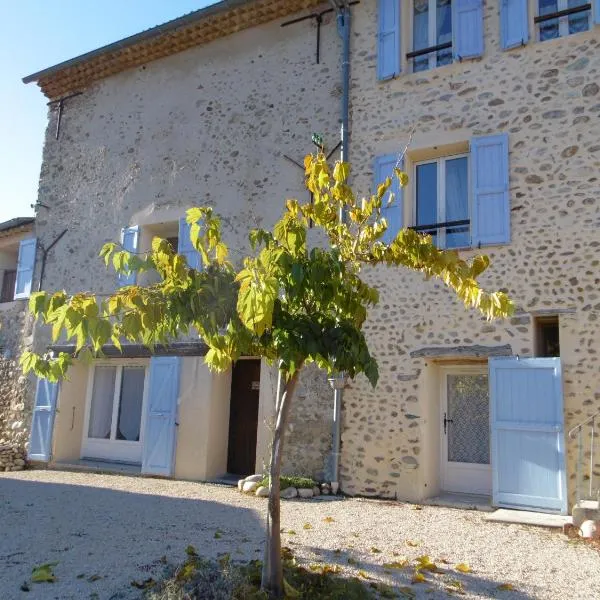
[0,475,265,600]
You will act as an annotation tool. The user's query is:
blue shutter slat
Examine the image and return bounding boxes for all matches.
[14,238,37,299]
[178,218,202,271]
[118,226,139,287]
[377,0,401,80]
[28,379,59,461]
[471,133,510,246]
[142,357,181,476]
[374,154,403,244]
[501,0,529,49]
[453,0,484,60]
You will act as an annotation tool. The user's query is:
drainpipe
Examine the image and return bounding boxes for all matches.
[328,1,352,493]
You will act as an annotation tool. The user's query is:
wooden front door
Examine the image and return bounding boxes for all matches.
[227,360,261,476]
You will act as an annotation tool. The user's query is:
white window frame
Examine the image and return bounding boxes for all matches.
[537,0,592,41]
[82,359,150,464]
[413,152,471,249]
[411,0,453,72]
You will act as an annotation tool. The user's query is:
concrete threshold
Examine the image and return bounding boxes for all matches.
[485,508,572,529]
[51,459,142,476]
[424,492,494,512]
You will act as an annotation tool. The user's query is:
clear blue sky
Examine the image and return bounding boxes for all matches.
[0,1,215,223]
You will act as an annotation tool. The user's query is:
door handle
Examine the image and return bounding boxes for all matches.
[443,413,454,435]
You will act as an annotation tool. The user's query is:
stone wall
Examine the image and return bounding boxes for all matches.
[0,301,35,471]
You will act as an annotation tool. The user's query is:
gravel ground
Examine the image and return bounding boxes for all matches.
[0,470,599,600]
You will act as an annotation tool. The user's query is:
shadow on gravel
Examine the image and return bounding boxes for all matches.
[0,476,264,600]
[302,544,536,599]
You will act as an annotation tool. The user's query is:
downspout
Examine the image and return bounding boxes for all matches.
[329,0,352,493]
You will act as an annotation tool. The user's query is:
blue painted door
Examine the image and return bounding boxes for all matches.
[28,379,58,461]
[142,357,181,476]
[490,357,567,514]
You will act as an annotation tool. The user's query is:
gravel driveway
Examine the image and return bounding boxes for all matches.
[1,470,598,600]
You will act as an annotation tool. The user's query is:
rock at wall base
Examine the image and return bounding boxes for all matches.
[297,488,313,499]
[255,486,269,498]
[281,487,298,499]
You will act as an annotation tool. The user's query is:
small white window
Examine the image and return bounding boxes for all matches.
[411,0,453,72]
[414,154,470,249]
[537,0,591,41]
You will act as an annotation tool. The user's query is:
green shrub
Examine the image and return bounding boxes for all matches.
[258,475,317,490]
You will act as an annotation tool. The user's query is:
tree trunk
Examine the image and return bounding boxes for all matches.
[261,367,302,598]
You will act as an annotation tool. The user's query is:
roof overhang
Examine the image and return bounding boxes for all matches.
[49,342,209,358]
[23,0,325,100]
[0,217,35,239]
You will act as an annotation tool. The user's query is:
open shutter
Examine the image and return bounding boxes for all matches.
[490,357,567,514]
[142,357,181,476]
[28,379,58,461]
[453,0,484,60]
[374,154,403,244]
[596,0,600,24]
[118,226,139,287]
[501,0,529,49]
[377,0,401,80]
[471,133,510,247]
[178,218,202,271]
[14,238,37,299]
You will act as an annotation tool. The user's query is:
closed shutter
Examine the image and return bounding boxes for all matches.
[596,0,600,24]
[377,0,401,80]
[14,238,37,299]
[374,154,403,244]
[471,133,510,246]
[142,357,181,476]
[501,0,529,49]
[178,218,202,271]
[28,379,59,462]
[118,226,139,287]
[453,0,484,60]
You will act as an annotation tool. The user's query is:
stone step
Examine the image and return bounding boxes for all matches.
[572,500,600,528]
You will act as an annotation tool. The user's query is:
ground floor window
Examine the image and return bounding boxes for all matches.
[83,362,148,463]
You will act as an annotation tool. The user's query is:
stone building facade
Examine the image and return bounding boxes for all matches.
[22,0,600,511]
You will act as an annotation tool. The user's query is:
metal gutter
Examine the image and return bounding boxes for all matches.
[22,0,255,84]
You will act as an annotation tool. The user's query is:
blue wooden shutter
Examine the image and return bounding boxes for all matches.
[142,357,181,476]
[453,0,484,60]
[14,238,37,299]
[471,133,510,246]
[596,0,600,24]
[118,226,139,287]
[178,218,202,270]
[501,0,528,49]
[490,357,567,514]
[28,378,58,461]
[374,154,403,244]
[377,0,401,80]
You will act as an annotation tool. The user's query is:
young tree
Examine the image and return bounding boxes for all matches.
[22,152,512,598]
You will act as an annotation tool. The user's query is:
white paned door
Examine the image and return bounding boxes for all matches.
[490,357,567,514]
[441,367,492,495]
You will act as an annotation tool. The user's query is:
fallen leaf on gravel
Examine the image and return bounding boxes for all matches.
[333,548,341,554]
[31,562,58,584]
[415,555,439,573]
[87,575,102,582]
[76,573,85,579]
[413,505,423,510]
[303,523,313,530]
[351,531,360,537]
[286,530,297,535]
[455,563,471,574]
[130,578,156,590]
[497,583,515,591]
[406,540,420,547]
[383,559,409,569]
[20,582,30,592]
[347,557,358,565]
[185,545,198,557]
[370,546,382,553]
[447,579,464,591]
[358,570,371,579]
[214,530,222,539]
[323,516,335,523]
[411,571,426,584]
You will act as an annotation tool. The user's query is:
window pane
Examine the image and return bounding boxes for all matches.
[445,157,469,248]
[568,0,590,34]
[436,0,452,66]
[539,0,559,40]
[88,367,116,439]
[116,367,145,441]
[416,162,438,242]
[413,0,430,72]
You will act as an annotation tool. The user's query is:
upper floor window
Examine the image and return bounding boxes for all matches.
[0,237,37,302]
[415,155,469,249]
[537,0,591,41]
[412,0,453,72]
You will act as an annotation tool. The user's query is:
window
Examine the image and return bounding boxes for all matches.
[537,0,591,41]
[414,154,470,248]
[0,270,16,303]
[534,316,560,357]
[412,0,453,72]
